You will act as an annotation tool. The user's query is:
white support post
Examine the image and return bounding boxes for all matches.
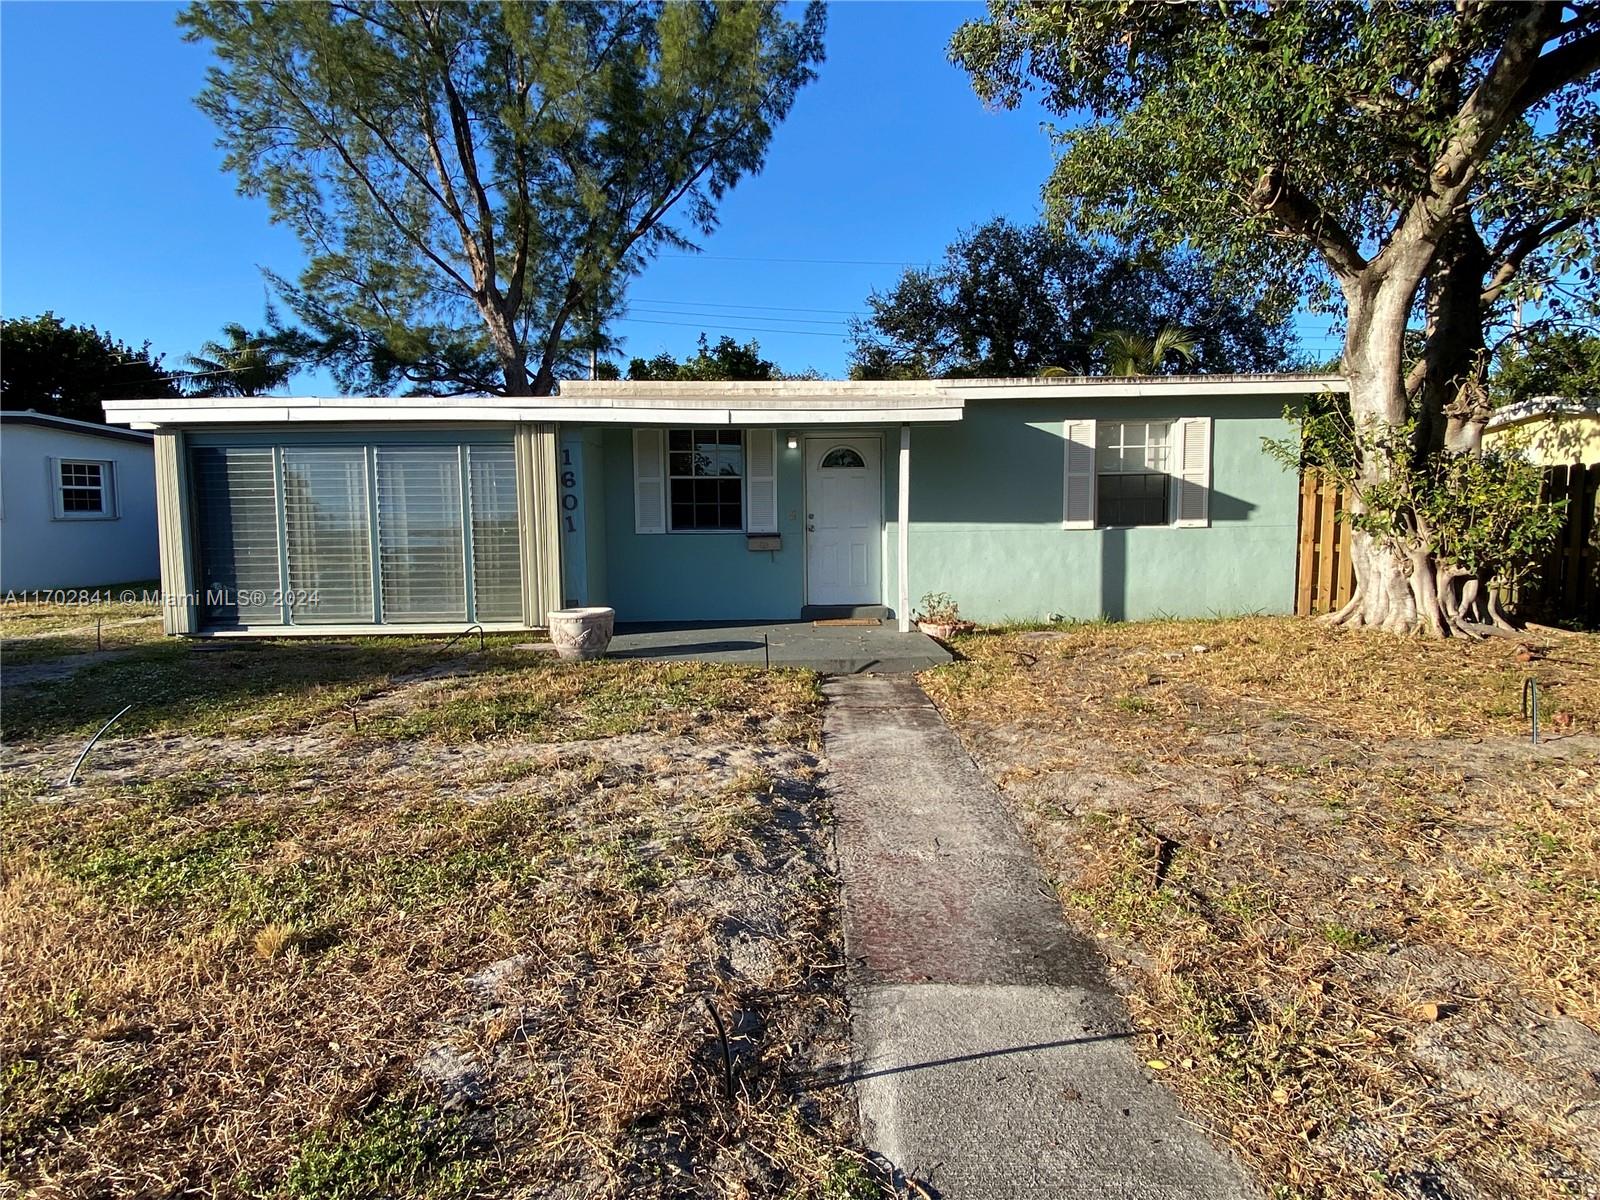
[898,423,911,633]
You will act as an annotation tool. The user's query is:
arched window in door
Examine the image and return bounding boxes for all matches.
[819,446,866,469]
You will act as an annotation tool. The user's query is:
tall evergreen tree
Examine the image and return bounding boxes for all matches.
[182,2,826,396]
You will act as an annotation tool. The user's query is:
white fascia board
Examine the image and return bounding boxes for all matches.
[950,379,1349,400]
[103,401,965,428]
[726,405,963,425]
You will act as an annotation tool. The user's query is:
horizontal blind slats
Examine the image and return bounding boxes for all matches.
[376,447,467,623]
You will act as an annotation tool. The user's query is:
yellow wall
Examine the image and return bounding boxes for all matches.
[1484,415,1600,466]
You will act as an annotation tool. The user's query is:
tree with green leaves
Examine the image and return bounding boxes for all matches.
[953,3,1600,636]
[0,312,180,422]
[848,219,1295,380]
[1095,326,1198,377]
[182,1,825,397]
[184,322,297,396]
[625,332,815,381]
[1492,327,1600,404]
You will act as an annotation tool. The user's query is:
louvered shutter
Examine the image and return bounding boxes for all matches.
[633,428,665,534]
[281,446,374,623]
[1172,417,1213,527]
[191,446,284,625]
[1062,418,1097,529]
[744,429,778,533]
[375,446,467,622]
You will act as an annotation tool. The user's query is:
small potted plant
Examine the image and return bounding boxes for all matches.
[913,592,972,641]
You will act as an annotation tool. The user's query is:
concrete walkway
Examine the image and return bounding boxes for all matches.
[823,675,1255,1199]
[608,621,950,674]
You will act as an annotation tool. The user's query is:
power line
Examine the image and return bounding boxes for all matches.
[616,315,850,340]
[662,252,929,268]
[631,296,867,316]
[628,304,851,328]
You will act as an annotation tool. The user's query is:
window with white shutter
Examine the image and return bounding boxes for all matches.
[1062,418,1097,529]
[745,428,778,533]
[633,428,666,534]
[1172,417,1213,527]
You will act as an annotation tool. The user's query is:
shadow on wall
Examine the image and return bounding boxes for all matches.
[1096,488,1257,622]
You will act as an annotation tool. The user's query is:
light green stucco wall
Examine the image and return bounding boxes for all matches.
[883,397,1300,622]
[594,425,810,621]
[579,396,1302,624]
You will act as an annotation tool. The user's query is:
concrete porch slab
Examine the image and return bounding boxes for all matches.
[605,620,951,674]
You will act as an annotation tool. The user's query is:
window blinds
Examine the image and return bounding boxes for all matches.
[468,444,522,622]
[282,447,375,624]
[376,446,467,622]
[191,446,283,625]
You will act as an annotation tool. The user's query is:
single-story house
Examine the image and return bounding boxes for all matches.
[0,410,160,592]
[101,374,1344,636]
[1483,396,1600,466]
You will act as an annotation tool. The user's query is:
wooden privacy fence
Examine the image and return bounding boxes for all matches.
[1294,462,1600,627]
[1295,471,1357,616]
[1510,462,1600,628]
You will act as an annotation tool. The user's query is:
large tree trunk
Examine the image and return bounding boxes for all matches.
[1418,219,1491,455]
[1330,276,1433,635]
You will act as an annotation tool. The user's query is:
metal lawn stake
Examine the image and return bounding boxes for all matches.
[701,997,735,1101]
[764,633,770,672]
[66,704,133,787]
[1522,678,1540,745]
[96,617,102,651]
[442,623,485,655]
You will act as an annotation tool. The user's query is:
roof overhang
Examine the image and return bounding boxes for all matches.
[1485,395,1598,430]
[1,410,154,443]
[100,389,964,430]
[99,373,1347,431]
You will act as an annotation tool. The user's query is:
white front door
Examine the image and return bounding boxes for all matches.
[805,436,882,606]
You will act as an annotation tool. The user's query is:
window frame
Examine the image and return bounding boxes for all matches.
[50,457,117,521]
[666,427,747,534]
[1093,420,1174,529]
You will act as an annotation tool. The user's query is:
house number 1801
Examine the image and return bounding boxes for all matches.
[559,446,580,533]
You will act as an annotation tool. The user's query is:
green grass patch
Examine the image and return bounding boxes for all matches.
[0,1057,141,1159]
[278,1100,480,1200]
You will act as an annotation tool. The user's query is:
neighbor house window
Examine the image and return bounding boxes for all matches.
[52,459,115,518]
[1096,421,1172,527]
[668,429,743,531]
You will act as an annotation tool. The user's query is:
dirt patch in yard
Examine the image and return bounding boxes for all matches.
[1,645,867,1199]
[923,617,1600,1200]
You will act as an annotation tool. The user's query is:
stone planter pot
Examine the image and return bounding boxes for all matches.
[547,606,615,661]
[916,620,972,641]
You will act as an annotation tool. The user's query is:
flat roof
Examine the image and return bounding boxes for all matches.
[100,373,1346,430]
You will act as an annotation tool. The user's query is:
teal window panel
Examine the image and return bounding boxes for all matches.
[468,444,521,623]
[282,447,374,624]
[191,446,283,626]
[376,446,467,623]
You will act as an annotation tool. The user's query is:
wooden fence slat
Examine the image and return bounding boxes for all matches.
[1297,462,1599,629]
[1296,473,1318,616]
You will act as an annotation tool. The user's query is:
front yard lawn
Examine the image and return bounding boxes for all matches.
[0,587,165,668]
[1,641,863,1199]
[924,616,1600,1200]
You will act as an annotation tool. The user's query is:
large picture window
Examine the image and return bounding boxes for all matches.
[1096,420,1172,527]
[668,429,744,531]
[190,439,523,629]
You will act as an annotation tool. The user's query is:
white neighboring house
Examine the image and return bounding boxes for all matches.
[0,411,159,591]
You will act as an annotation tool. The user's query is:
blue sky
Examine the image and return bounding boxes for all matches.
[2,1,1336,391]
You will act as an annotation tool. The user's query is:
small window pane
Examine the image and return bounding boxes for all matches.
[58,461,106,514]
[820,447,866,469]
[667,428,743,530]
[376,446,467,623]
[1097,472,1170,527]
[468,445,522,623]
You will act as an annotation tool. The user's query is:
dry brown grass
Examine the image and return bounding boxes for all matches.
[924,616,1600,1200]
[0,652,871,1200]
